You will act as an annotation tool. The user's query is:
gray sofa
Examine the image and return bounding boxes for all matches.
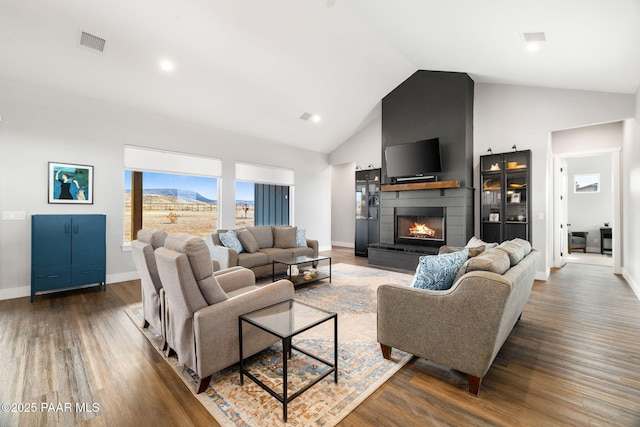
[377,238,541,396]
[205,225,318,278]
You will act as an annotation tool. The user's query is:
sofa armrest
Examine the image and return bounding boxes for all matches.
[193,279,295,376]
[215,267,256,293]
[377,273,513,378]
[306,239,319,257]
[208,243,238,270]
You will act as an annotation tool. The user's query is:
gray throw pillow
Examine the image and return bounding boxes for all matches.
[273,226,297,249]
[237,229,260,253]
[197,275,228,305]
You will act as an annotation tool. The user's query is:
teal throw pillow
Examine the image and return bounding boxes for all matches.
[219,230,244,254]
[411,249,469,290]
[296,229,307,247]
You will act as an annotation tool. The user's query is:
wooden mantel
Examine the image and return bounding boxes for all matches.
[381,180,460,192]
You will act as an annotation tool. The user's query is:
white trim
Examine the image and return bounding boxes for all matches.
[0,286,30,301]
[623,268,640,301]
[235,161,294,186]
[332,241,355,248]
[124,145,222,177]
[108,271,139,283]
[535,269,550,282]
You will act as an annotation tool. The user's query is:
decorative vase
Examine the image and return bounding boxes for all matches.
[288,265,299,279]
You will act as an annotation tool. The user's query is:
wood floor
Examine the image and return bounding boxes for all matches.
[2,247,640,426]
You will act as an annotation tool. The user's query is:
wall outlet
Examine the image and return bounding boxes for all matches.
[2,211,26,220]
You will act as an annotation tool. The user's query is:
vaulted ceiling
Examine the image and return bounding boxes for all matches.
[1,0,638,153]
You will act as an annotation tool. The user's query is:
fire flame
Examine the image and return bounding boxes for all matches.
[408,223,436,238]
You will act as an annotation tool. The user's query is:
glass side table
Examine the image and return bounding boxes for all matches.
[239,299,338,422]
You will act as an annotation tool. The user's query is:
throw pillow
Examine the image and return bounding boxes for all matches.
[273,226,297,249]
[464,248,511,275]
[236,229,259,253]
[465,236,498,250]
[410,249,468,291]
[219,230,244,254]
[296,228,307,247]
[496,241,525,266]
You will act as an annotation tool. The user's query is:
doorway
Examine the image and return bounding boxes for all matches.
[551,122,622,274]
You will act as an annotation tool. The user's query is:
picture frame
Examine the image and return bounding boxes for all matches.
[489,213,500,222]
[48,162,94,204]
[510,192,521,203]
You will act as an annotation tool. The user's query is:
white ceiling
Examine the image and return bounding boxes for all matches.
[1,0,639,154]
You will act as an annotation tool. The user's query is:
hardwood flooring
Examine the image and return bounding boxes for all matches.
[1,247,639,426]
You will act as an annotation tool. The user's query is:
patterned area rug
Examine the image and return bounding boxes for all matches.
[125,263,413,426]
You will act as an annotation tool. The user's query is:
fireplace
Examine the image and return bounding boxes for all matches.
[394,207,446,247]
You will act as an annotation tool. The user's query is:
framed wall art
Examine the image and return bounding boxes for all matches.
[48,162,94,204]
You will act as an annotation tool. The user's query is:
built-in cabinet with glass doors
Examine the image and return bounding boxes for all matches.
[355,168,380,256]
[480,150,531,243]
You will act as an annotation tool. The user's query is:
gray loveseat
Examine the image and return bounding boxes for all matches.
[377,238,541,396]
[205,225,319,278]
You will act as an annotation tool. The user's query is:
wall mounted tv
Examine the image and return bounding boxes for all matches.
[384,138,442,182]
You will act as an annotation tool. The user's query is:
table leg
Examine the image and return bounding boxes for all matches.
[334,315,338,383]
[283,337,291,422]
[239,318,244,385]
[329,257,332,283]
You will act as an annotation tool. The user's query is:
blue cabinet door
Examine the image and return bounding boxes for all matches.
[71,214,106,266]
[31,215,72,269]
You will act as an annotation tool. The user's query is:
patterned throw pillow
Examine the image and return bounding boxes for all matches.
[410,249,469,291]
[219,230,244,254]
[296,229,307,247]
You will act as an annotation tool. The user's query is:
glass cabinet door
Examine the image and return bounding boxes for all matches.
[356,176,367,220]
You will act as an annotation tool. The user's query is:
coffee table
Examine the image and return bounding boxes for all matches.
[239,299,338,422]
[272,255,331,285]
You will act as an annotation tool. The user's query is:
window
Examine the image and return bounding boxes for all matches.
[124,171,218,243]
[235,181,255,228]
[123,146,222,243]
[574,174,600,193]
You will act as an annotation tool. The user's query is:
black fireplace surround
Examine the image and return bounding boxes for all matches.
[394,207,445,247]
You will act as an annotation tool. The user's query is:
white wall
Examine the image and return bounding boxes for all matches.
[328,107,382,246]
[621,91,640,299]
[474,83,634,279]
[565,154,613,252]
[0,79,332,300]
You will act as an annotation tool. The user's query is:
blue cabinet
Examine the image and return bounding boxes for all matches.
[31,214,106,302]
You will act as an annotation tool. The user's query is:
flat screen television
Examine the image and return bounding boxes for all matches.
[384,138,442,181]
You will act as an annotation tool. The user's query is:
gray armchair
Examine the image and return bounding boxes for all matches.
[569,231,588,253]
[131,228,168,349]
[155,233,295,393]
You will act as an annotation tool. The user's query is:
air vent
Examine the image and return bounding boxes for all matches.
[299,112,312,121]
[79,31,106,53]
[521,32,546,42]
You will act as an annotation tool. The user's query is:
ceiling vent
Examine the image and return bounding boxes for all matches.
[79,31,106,53]
[299,112,312,121]
[521,32,546,43]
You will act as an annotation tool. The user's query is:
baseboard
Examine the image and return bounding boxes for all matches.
[108,271,139,284]
[332,241,354,248]
[0,285,30,301]
[622,268,640,301]
[535,268,550,282]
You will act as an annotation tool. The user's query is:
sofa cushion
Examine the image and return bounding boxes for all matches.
[219,230,244,254]
[461,248,511,276]
[410,249,468,291]
[296,228,308,247]
[136,228,167,249]
[465,236,498,250]
[496,241,525,266]
[247,226,274,249]
[511,238,532,256]
[237,252,269,269]
[260,247,293,263]
[236,228,259,253]
[439,244,485,258]
[163,234,228,305]
[273,226,297,249]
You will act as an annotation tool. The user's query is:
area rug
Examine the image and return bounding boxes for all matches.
[125,263,413,426]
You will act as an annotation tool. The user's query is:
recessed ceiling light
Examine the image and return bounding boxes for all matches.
[525,42,540,52]
[311,115,322,123]
[521,31,546,52]
[160,60,174,72]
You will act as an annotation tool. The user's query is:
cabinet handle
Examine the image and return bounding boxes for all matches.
[64,223,71,234]
[46,274,61,279]
[81,270,94,275]
[74,223,79,234]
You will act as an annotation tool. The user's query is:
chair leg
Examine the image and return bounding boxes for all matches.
[380,344,392,360]
[142,319,150,329]
[196,375,212,394]
[467,375,482,396]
